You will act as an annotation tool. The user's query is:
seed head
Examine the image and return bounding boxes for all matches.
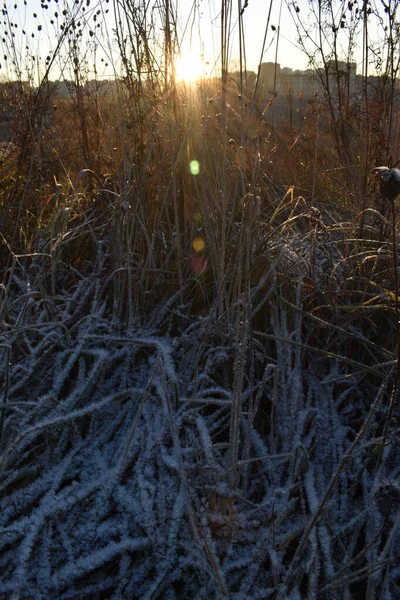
[373,166,400,201]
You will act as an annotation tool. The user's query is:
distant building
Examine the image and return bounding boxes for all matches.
[256,60,359,100]
[325,60,357,77]
[280,68,317,97]
[50,79,121,99]
[259,62,281,90]
[256,62,281,105]
[322,60,358,94]
[52,81,73,98]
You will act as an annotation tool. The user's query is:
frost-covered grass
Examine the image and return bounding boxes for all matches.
[0,205,399,599]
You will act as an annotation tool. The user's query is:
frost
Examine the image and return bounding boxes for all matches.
[0,270,398,599]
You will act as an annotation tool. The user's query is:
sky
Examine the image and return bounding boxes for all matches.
[175,0,312,74]
[1,0,393,81]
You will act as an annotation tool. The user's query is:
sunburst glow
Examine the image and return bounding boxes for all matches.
[174,52,203,83]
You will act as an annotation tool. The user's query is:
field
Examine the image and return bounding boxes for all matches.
[0,1,399,598]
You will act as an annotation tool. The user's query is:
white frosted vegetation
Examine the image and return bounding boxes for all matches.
[0,253,399,599]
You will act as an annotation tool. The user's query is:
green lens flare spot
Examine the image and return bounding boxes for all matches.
[190,160,200,175]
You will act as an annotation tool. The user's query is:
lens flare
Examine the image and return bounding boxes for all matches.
[191,255,208,275]
[192,237,205,252]
[190,160,200,175]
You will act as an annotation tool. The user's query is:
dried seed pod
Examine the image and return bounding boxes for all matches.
[373,167,400,201]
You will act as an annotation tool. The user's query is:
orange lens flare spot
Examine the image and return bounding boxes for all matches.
[192,237,205,252]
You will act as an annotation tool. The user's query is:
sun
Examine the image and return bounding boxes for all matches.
[174,53,203,83]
